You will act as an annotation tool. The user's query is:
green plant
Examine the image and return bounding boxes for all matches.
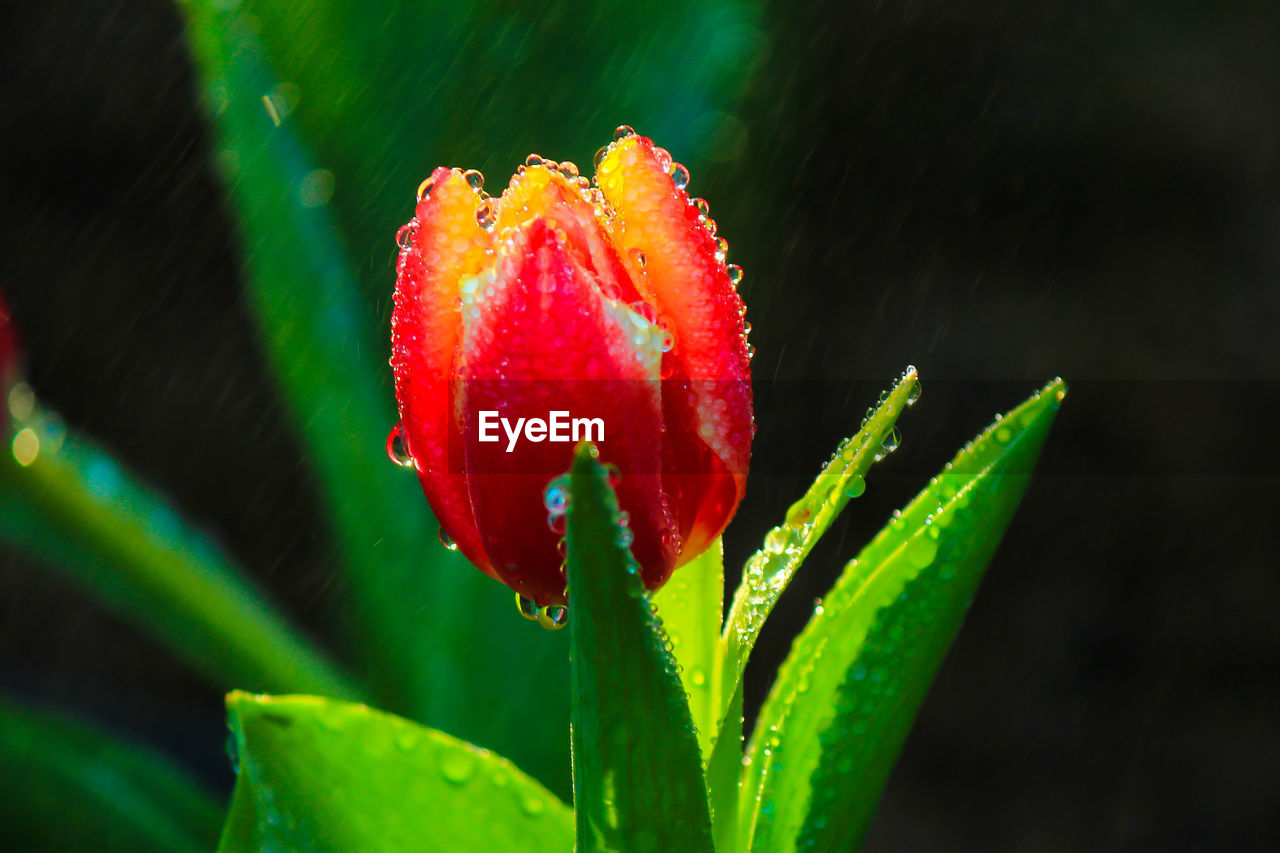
[0,1,1064,849]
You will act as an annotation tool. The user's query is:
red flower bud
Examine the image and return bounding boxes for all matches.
[391,130,753,608]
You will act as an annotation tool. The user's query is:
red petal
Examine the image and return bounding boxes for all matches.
[595,136,754,559]
[456,218,675,605]
[391,167,496,578]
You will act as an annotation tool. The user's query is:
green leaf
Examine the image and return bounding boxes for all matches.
[567,445,714,853]
[0,406,359,699]
[707,678,745,853]
[652,537,724,758]
[740,378,1066,853]
[218,692,572,853]
[719,367,920,727]
[0,695,222,853]
[176,0,572,795]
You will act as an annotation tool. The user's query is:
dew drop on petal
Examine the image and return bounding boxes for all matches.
[525,153,545,168]
[395,222,416,250]
[670,162,690,189]
[538,605,569,631]
[727,264,744,287]
[476,199,497,231]
[386,423,413,467]
[516,593,539,621]
[416,176,434,201]
[613,124,636,141]
[693,197,711,217]
[463,169,484,190]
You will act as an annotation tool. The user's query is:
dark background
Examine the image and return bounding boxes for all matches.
[2,0,1278,850]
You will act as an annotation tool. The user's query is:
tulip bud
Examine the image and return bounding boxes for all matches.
[391,129,753,609]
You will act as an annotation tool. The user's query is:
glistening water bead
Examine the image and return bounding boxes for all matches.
[386,423,413,467]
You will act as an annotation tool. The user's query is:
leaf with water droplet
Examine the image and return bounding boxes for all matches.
[566,446,714,853]
[652,539,723,760]
[739,378,1065,853]
[717,367,920,740]
[217,692,572,852]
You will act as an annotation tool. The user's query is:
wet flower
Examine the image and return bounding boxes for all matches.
[390,128,753,608]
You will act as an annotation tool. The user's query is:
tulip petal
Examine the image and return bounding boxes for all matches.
[456,218,676,605]
[596,135,754,558]
[391,167,496,578]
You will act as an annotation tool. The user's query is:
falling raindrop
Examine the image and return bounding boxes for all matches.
[386,424,413,467]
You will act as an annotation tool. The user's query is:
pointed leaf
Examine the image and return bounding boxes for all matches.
[0,696,222,853]
[719,367,919,725]
[740,379,1066,853]
[567,445,714,853]
[0,406,358,699]
[652,537,724,758]
[177,1,571,794]
[218,692,571,852]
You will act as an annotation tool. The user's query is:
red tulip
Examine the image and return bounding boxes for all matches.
[390,128,753,614]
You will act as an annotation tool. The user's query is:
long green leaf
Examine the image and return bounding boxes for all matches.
[567,445,714,853]
[0,695,222,853]
[0,405,358,699]
[740,378,1066,853]
[718,368,920,728]
[176,0,572,794]
[652,537,724,758]
[218,692,572,852]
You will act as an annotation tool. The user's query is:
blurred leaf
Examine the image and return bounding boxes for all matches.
[652,537,724,758]
[0,407,358,699]
[177,0,572,794]
[740,379,1066,853]
[706,678,744,853]
[218,692,571,852]
[0,695,222,853]
[225,0,765,310]
[567,446,714,853]
[718,368,919,727]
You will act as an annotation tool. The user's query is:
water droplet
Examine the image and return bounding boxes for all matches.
[630,247,647,268]
[525,153,545,168]
[875,427,901,461]
[476,199,497,231]
[395,731,419,751]
[617,526,635,548]
[521,793,546,816]
[463,169,484,190]
[538,604,569,631]
[764,527,791,554]
[559,161,579,178]
[395,222,416,250]
[714,237,729,261]
[844,474,866,498]
[670,162,690,189]
[386,423,413,467]
[727,264,744,286]
[995,425,1012,443]
[438,526,458,551]
[907,535,939,569]
[416,176,434,201]
[440,751,475,785]
[652,146,672,172]
[613,125,635,141]
[693,197,711,217]
[689,666,707,687]
[660,328,675,352]
[516,594,539,621]
[543,476,570,515]
[906,381,922,407]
